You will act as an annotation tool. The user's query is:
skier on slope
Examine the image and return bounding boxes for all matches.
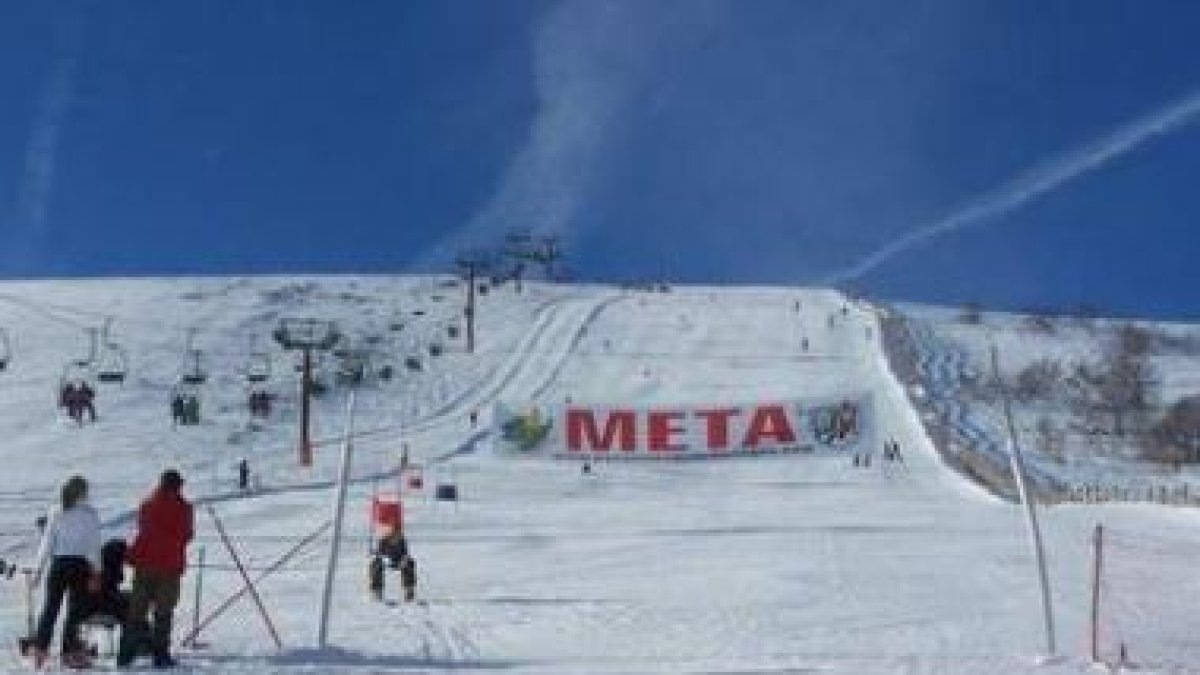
[28,475,103,670]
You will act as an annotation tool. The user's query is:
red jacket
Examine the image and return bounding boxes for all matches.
[128,488,194,575]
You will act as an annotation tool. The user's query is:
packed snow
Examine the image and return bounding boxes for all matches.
[0,277,1196,673]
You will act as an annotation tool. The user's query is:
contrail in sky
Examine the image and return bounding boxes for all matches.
[15,56,76,235]
[5,6,84,272]
[823,88,1200,286]
[414,0,719,270]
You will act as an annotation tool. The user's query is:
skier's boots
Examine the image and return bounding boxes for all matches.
[117,619,149,667]
[150,613,176,669]
[61,649,93,670]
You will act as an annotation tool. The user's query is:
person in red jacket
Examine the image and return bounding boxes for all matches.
[118,470,193,669]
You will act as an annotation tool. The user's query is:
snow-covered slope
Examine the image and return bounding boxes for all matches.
[0,278,1196,673]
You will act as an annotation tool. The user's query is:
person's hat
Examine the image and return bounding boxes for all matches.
[160,469,185,491]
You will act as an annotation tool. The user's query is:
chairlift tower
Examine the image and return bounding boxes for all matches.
[456,251,492,354]
[274,319,340,467]
[504,230,533,293]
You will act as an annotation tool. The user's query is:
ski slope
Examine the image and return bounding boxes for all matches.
[0,278,1196,673]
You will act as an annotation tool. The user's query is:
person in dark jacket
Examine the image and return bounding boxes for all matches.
[378,528,408,570]
[118,470,194,669]
[79,382,97,423]
[85,539,129,622]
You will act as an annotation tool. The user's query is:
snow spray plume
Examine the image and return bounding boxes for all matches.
[823,88,1200,286]
[413,1,719,270]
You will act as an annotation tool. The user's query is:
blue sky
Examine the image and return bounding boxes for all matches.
[3,1,1200,318]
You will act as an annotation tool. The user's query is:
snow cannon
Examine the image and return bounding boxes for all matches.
[371,494,404,534]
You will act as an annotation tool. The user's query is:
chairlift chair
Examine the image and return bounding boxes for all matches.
[96,344,129,384]
[245,352,270,384]
[181,349,207,385]
[95,319,128,383]
[181,328,207,385]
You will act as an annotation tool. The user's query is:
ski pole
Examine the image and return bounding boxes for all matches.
[23,569,33,635]
[205,505,283,650]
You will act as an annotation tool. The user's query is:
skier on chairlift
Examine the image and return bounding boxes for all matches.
[170,394,186,428]
[79,382,96,423]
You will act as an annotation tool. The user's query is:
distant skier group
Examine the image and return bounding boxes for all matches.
[247,389,271,419]
[59,381,97,426]
[170,392,201,427]
[21,470,194,670]
[852,438,904,469]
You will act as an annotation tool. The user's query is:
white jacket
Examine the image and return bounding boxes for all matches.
[33,503,102,578]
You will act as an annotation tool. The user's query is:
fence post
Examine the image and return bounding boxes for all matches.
[1090,524,1103,663]
[187,546,205,648]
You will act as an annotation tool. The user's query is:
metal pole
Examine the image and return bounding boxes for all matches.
[1090,524,1103,662]
[207,505,283,650]
[301,348,313,467]
[991,342,1057,656]
[187,546,206,648]
[180,520,330,648]
[317,390,358,648]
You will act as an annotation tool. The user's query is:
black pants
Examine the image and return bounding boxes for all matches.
[118,569,181,665]
[35,556,91,653]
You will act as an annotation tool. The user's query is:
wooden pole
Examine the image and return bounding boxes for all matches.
[1091,523,1103,662]
[300,348,313,467]
[466,265,476,354]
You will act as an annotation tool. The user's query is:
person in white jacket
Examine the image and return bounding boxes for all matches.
[30,475,102,669]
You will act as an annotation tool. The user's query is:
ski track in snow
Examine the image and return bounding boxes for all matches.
[0,279,1196,673]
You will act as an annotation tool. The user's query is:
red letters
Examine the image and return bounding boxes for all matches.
[648,411,687,452]
[562,404,804,454]
[566,409,636,452]
[743,405,796,448]
[695,408,739,451]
